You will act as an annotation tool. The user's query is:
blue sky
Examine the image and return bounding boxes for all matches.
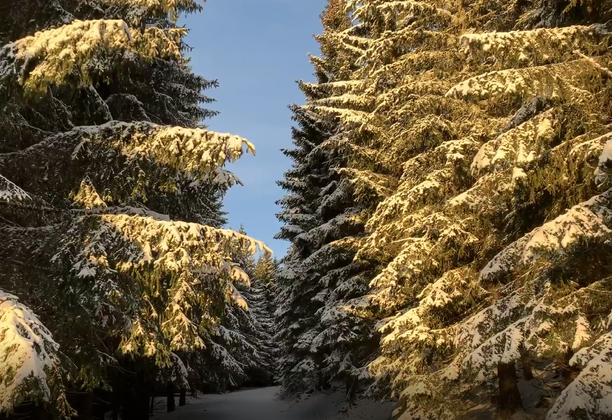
[182,0,328,258]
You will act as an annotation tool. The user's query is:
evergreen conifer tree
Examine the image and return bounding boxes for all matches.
[197,225,275,392]
[311,0,612,418]
[275,0,377,398]
[0,1,268,418]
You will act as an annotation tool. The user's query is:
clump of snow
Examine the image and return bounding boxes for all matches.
[0,174,30,201]
[0,289,70,415]
[471,108,557,173]
[595,137,612,185]
[231,285,249,311]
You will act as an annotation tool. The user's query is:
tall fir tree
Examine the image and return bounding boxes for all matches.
[0,1,269,418]
[197,225,276,392]
[253,250,279,339]
[309,0,612,419]
[275,0,378,398]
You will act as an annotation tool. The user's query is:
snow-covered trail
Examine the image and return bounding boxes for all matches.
[154,387,396,420]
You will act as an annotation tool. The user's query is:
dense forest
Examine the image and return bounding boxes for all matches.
[2,0,612,420]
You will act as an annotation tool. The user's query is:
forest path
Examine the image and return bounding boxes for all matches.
[154,386,396,420]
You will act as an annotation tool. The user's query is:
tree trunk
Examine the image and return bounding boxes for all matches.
[150,394,155,414]
[80,391,94,420]
[521,356,534,380]
[345,377,357,408]
[121,383,134,420]
[561,347,578,386]
[111,386,121,420]
[135,371,150,420]
[93,391,108,420]
[112,400,120,420]
[497,362,523,419]
[179,388,187,406]
[166,382,176,412]
[33,404,51,420]
[519,345,533,380]
[122,371,147,420]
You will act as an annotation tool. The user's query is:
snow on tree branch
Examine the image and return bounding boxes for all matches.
[0,289,72,418]
[460,25,609,67]
[0,174,30,202]
[547,331,612,420]
[446,60,598,103]
[102,0,203,20]
[0,120,255,207]
[480,188,612,284]
[0,19,185,95]
[62,213,269,278]
[70,121,255,180]
[472,108,557,174]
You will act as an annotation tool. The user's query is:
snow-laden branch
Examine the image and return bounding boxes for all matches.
[460,24,609,65]
[0,174,30,202]
[0,19,185,95]
[0,289,72,418]
[547,331,612,420]
[0,120,255,208]
[102,0,202,19]
[446,60,596,103]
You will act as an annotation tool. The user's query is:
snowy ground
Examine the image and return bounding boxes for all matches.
[153,387,397,420]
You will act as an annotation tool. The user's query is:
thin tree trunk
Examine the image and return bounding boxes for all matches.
[111,380,121,420]
[521,356,534,380]
[166,382,176,412]
[121,383,134,420]
[93,391,108,420]
[561,347,577,386]
[497,362,523,419]
[519,345,533,380]
[135,371,150,420]
[345,377,357,408]
[150,394,155,414]
[112,401,120,420]
[33,404,51,420]
[80,391,94,420]
[179,388,187,406]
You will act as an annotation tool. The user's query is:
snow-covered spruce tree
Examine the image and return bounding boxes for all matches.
[231,228,276,387]
[0,1,268,418]
[445,4,612,420]
[254,250,279,324]
[274,104,330,394]
[254,249,277,289]
[304,0,480,408]
[275,0,377,398]
[194,225,275,392]
[237,274,277,387]
[253,250,280,377]
[312,0,612,419]
[0,179,74,419]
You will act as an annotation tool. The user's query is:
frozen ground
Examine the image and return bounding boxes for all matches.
[153,387,397,420]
